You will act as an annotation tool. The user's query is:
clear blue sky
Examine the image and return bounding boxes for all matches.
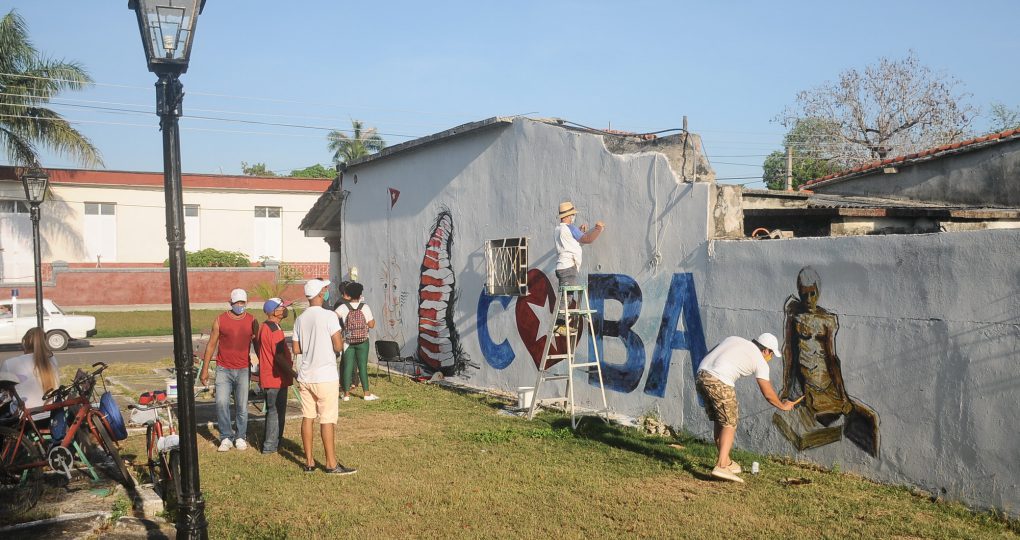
[6,1,1019,187]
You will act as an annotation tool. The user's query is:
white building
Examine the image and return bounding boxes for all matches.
[0,166,331,282]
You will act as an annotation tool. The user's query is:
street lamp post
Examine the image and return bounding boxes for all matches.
[128,1,207,538]
[21,168,49,330]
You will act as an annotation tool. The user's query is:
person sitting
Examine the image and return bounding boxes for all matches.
[0,328,59,418]
[0,305,12,318]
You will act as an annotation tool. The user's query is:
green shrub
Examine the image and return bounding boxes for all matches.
[164,248,250,268]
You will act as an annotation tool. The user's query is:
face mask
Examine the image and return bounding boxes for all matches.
[231,305,245,315]
[323,291,330,303]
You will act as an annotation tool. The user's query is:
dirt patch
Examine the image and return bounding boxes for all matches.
[336,412,429,445]
[618,473,718,502]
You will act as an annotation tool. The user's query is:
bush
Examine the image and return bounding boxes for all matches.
[164,248,251,268]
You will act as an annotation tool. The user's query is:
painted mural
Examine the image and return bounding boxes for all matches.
[417,209,472,375]
[379,187,407,342]
[772,266,881,457]
[477,271,708,398]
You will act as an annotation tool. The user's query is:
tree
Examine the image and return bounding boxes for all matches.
[240,161,276,176]
[289,163,335,178]
[778,51,975,164]
[989,102,1020,131]
[762,118,842,190]
[0,9,102,168]
[327,119,385,165]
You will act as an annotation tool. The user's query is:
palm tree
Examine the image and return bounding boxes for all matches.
[327,120,385,166]
[0,9,102,168]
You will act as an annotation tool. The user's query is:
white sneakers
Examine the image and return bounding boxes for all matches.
[711,465,744,483]
[364,394,380,401]
[727,461,742,474]
[342,394,351,402]
[217,438,248,452]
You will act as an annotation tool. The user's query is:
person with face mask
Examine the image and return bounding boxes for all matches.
[257,297,295,454]
[200,288,258,452]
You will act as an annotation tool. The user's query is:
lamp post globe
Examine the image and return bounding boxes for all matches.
[128,1,207,538]
[20,168,49,331]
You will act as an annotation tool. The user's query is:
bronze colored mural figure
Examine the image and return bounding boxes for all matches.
[772,267,881,457]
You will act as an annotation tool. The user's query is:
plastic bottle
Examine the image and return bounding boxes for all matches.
[751,461,760,474]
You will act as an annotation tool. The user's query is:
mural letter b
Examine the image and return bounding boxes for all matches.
[588,274,645,393]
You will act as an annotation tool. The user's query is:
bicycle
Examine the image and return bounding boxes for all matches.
[128,398,181,503]
[0,362,132,514]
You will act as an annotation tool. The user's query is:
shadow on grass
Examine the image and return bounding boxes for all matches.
[553,416,715,481]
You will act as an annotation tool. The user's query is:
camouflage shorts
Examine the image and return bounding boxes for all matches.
[696,371,739,427]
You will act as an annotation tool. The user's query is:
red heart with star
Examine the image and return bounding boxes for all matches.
[514,269,582,368]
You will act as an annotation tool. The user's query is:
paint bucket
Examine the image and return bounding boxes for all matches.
[166,378,178,400]
[517,387,534,409]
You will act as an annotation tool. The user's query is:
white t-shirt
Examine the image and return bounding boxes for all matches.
[292,306,342,383]
[334,302,375,325]
[1,353,59,411]
[698,336,770,387]
[555,223,584,271]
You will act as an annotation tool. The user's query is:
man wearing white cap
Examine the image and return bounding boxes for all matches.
[695,332,799,483]
[200,288,258,452]
[291,279,356,475]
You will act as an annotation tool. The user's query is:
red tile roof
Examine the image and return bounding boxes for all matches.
[0,166,331,192]
[800,128,1020,190]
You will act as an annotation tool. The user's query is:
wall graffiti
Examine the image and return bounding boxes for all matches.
[476,271,707,398]
[772,266,881,457]
[417,208,471,375]
[380,187,407,342]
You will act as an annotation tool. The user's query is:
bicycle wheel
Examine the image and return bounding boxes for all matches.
[0,426,44,514]
[92,420,134,487]
[166,449,182,503]
[145,424,164,492]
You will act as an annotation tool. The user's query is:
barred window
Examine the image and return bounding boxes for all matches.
[484,237,528,296]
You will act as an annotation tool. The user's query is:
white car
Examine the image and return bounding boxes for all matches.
[0,298,97,351]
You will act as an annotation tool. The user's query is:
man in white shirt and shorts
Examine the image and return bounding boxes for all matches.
[696,332,798,483]
[292,278,356,475]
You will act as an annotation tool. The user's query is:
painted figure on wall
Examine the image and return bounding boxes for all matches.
[773,266,880,457]
[379,256,407,341]
[417,208,472,375]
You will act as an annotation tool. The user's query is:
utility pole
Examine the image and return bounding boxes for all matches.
[785,146,793,191]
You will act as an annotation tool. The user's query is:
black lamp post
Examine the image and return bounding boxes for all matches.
[20,168,48,331]
[128,1,207,537]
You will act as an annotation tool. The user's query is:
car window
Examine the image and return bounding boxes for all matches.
[48,302,64,315]
[17,303,36,318]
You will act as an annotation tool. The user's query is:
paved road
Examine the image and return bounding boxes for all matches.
[0,338,193,368]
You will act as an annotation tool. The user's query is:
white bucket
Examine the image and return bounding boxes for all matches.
[166,378,178,399]
[517,387,534,409]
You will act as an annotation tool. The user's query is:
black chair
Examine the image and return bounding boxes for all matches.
[374,340,405,380]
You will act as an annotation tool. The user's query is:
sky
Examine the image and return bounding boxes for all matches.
[5,1,1020,188]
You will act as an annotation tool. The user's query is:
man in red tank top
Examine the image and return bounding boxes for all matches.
[200,288,258,452]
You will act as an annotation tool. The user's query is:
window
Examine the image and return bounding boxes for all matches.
[0,200,32,280]
[84,202,117,262]
[0,200,29,214]
[253,206,281,261]
[184,204,200,252]
[485,237,529,296]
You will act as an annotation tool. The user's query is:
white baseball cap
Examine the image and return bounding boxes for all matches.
[230,288,248,304]
[304,278,331,298]
[755,333,782,358]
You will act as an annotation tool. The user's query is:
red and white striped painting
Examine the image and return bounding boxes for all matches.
[417,209,471,374]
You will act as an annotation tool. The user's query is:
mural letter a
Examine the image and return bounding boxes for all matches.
[588,274,645,393]
[643,273,708,398]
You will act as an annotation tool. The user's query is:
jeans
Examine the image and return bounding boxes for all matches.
[215,367,249,442]
[262,387,288,453]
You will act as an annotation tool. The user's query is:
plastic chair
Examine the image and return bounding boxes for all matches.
[374,340,405,380]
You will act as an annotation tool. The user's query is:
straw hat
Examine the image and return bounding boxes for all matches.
[558,201,578,219]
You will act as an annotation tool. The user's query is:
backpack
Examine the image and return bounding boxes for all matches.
[342,302,369,344]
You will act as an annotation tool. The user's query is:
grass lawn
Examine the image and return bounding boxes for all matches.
[113,368,1018,539]
[79,309,295,339]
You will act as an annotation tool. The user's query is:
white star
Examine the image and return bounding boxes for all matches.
[526,294,554,343]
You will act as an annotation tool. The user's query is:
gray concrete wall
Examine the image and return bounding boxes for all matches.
[328,118,1020,515]
[813,139,1020,206]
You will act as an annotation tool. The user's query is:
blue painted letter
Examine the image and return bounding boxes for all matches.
[476,292,515,369]
[643,273,708,397]
[588,274,645,393]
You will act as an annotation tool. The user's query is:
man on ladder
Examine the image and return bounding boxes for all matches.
[527,202,607,427]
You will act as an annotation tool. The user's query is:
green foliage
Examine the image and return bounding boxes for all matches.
[467,425,575,444]
[0,9,102,167]
[327,119,386,165]
[163,248,250,267]
[240,161,277,176]
[288,163,335,178]
[762,117,842,190]
[989,102,1020,131]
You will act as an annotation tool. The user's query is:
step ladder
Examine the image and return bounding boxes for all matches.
[527,284,609,428]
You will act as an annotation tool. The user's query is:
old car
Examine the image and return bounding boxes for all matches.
[0,298,97,351]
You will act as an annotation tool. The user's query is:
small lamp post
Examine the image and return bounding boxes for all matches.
[128,1,207,537]
[21,168,48,330]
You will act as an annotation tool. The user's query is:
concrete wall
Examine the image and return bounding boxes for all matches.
[813,139,1020,206]
[327,118,1019,515]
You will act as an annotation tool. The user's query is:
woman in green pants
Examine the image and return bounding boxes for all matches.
[336,282,379,401]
